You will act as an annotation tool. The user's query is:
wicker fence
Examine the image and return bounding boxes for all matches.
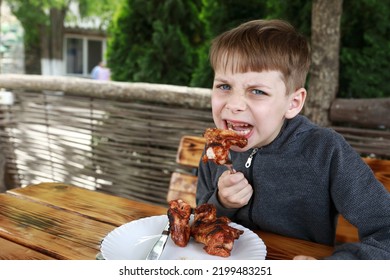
[0,74,389,206]
[0,74,214,205]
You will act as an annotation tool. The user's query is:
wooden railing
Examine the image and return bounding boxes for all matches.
[0,74,214,205]
[330,98,390,158]
[0,74,389,206]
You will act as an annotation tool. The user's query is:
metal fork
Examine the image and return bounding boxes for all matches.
[225,152,236,174]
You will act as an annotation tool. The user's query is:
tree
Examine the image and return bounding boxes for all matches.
[338,0,390,98]
[6,0,46,74]
[190,0,269,88]
[6,0,120,74]
[107,0,203,86]
[303,0,343,126]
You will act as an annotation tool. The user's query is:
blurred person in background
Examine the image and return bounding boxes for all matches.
[91,61,111,80]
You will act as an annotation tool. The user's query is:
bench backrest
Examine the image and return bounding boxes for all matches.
[167,136,205,208]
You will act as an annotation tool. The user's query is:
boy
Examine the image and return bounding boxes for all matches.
[196,19,390,259]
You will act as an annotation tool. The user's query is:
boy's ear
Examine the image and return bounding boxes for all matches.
[285,88,306,119]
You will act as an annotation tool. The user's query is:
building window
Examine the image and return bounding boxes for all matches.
[65,36,106,77]
[66,38,83,74]
[88,40,103,73]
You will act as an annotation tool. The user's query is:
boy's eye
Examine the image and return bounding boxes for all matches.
[251,89,266,96]
[217,84,231,91]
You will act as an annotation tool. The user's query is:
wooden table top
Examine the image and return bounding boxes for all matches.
[0,182,334,260]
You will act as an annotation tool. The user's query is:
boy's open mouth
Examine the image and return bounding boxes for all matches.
[226,120,253,137]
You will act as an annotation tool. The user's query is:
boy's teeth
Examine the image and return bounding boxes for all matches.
[227,122,251,136]
[228,128,251,136]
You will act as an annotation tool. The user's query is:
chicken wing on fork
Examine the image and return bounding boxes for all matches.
[202,128,248,169]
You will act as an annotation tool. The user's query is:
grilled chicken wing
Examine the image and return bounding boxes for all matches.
[190,203,244,257]
[167,199,192,247]
[202,128,247,165]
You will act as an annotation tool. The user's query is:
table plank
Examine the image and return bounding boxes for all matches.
[0,237,55,260]
[257,231,334,260]
[5,183,335,260]
[0,194,116,259]
[8,182,167,226]
[335,217,359,243]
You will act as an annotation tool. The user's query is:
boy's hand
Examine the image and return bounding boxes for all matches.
[293,255,317,260]
[217,170,253,208]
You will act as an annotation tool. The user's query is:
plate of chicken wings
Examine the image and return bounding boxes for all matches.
[101,201,266,260]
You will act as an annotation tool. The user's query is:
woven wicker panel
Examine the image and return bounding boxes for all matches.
[0,80,214,206]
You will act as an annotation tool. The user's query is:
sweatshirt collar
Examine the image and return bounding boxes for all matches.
[259,115,315,151]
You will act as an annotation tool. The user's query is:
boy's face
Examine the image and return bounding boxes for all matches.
[211,69,305,151]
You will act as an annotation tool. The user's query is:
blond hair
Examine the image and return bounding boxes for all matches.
[210,19,311,94]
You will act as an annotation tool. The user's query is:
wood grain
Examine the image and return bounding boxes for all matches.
[176,136,206,167]
[167,172,197,208]
[0,193,116,259]
[8,182,167,226]
[0,237,55,260]
[257,231,334,260]
[375,172,390,191]
[330,98,390,128]
[329,97,390,157]
[2,183,336,260]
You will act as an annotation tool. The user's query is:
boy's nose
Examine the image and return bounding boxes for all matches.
[225,92,247,112]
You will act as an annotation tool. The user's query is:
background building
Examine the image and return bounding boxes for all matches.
[0,2,24,74]
[0,1,107,77]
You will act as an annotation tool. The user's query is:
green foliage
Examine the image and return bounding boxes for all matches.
[260,0,390,98]
[339,0,390,98]
[189,0,315,88]
[77,0,123,28]
[265,0,312,36]
[7,0,390,98]
[190,0,270,88]
[6,0,49,46]
[107,0,203,86]
[192,0,390,98]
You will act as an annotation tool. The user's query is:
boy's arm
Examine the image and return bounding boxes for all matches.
[326,135,390,259]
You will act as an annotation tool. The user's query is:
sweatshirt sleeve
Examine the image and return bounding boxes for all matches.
[326,132,390,259]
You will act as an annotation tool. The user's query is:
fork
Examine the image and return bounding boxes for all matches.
[225,152,236,174]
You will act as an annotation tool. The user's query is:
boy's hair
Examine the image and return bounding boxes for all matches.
[210,19,311,94]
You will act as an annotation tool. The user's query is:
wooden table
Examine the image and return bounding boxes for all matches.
[0,182,334,260]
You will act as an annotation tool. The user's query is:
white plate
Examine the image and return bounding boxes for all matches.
[100,215,266,260]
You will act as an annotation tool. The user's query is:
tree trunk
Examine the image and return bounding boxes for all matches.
[40,7,66,75]
[50,7,66,60]
[24,40,41,74]
[303,0,343,126]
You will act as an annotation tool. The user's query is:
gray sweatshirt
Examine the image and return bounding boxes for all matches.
[196,115,390,259]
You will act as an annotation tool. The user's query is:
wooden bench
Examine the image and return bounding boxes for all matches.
[168,135,390,243]
[167,136,206,208]
[330,98,390,158]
